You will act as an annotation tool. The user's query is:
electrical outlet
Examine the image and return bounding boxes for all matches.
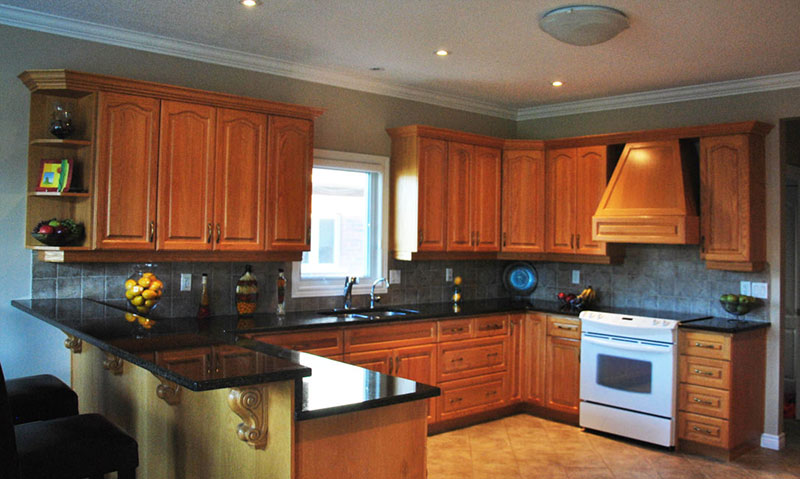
[752,282,768,299]
[740,281,752,296]
[572,270,580,285]
[389,269,401,285]
[180,273,192,292]
[445,268,453,282]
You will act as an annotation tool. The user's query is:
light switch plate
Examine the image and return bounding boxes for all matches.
[180,273,192,292]
[572,270,580,285]
[389,269,401,285]
[445,268,453,282]
[752,282,768,299]
[740,281,752,296]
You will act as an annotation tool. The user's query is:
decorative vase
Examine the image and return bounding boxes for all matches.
[49,103,73,139]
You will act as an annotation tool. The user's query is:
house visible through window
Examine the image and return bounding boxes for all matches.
[292,150,389,298]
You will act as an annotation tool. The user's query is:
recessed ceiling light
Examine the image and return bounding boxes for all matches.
[552,80,564,87]
[240,0,261,7]
[435,49,450,57]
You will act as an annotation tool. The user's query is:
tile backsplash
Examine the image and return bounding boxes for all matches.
[32,244,769,321]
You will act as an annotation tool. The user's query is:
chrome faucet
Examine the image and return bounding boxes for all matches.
[370,277,390,308]
[343,276,359,309]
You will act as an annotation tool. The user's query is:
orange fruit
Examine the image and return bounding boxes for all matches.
[142,272,154,278]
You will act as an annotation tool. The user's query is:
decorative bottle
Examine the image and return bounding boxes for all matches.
[236,265,258,316]
[276,268,287,315]
[197,273,211,319]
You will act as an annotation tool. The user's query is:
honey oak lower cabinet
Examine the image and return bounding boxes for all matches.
[508,315,523,403]
[247,328,344,358]
[523,313,546,406]
[154,345,261,380]
[544,315,581,415]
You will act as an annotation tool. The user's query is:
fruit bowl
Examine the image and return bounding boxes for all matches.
[31,219,84,246]
[719,294,756,316]
[125,269,164,315]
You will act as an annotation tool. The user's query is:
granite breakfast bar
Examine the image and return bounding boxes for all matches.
[11,299,439,479]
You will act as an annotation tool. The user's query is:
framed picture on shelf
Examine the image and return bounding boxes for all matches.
[36,158,73,192]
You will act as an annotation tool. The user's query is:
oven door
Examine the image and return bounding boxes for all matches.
[580,332,675,418]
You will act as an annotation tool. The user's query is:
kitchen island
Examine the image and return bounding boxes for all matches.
[11,299,439,479]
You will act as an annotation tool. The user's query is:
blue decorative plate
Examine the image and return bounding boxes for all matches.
[503,262,538,296]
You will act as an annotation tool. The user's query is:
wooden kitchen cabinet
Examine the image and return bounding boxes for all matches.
[677,328,767,459]
[267,116,314,251]
[248,328,344,358]
[700,131,769,271]
[446,142,501,252]
[508,315,523,403]
[157,100,217,251]
[95,92,160,250]
[438,372,507,422]
[155,347,213,379]
[544,315,581,415]
[501,143,546,253]
[523,313,546,406]
[545,146,613,256]
[437,336,507,383]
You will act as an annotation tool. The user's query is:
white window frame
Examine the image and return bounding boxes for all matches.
[291,149,389,299]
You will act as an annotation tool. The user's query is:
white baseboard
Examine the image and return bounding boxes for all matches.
[761,432,786,450]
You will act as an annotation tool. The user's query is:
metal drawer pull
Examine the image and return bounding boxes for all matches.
[556,324,578,330]
[693,426,713,435]
[448,327,465,333]
[449,397,462,404]
[451,357,464,362]
[486,352,499,357]
[206,223,213,243]
[486,390,497,396]
[480,324,503,330]
[694,342,716,349]
[693,369,715,376]
[692,397,714,405]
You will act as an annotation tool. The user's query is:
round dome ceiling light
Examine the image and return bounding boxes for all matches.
[539,5,629,46]
[435,49,450,56]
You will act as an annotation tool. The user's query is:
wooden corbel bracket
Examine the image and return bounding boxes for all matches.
[228,386,268,450]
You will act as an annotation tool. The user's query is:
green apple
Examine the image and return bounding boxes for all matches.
[48,220,60,227]
[722,294,737,303]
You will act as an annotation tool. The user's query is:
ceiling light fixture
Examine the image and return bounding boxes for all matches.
[539,5,629,46]
[240,0,261,7]
[435,49,450,57]
[552,81,564,87]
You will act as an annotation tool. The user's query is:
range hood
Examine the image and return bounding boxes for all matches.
[592,140,700,244]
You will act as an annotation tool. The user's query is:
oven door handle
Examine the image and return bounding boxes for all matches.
[582,335,672,353]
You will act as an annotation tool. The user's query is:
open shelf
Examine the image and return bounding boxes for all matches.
[29,191,90,198]
[30,138,92,148]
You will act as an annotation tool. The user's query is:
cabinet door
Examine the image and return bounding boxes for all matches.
[267,116,313,250]
[575,146,608,255]
[345,349,393,375]
[417,137,448,251]
[95,92,160,250]
[155,348,212,380]
[446,142,474,251]
[394,343,437,423]
[472,146,502,251]
[508,315,523,403]
[545,336,581,414]
[213,345,260,377]
[157,101,216,250]
[214,108,268,251]
[523,314,546,406]
[546,148,577,253]
[700,135,761,263]
[502,149,545,253]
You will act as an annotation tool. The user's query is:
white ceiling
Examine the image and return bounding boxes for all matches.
[3,0,800,119]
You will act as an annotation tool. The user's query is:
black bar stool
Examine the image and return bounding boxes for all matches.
[7,374,78,424]
[0,362,138,479]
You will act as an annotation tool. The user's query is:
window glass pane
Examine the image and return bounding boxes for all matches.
[301,167,372,279]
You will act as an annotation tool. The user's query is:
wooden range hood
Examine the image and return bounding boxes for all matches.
[592,140,700,244]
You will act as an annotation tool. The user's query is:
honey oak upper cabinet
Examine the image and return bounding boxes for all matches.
[545,145,615,257]
[700,128,770,271]
[447,143,501,252]
[96,92,160,250]
[157,100,216,251]
[501,143,546,253]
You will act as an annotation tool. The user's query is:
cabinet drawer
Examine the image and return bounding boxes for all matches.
[249,328,343,357]
[679,355,731,389]
[681,331,731,360]
[438,336,507,382]
[546,315,580,339]
[475,315,509,337]
[678,383,730,419]
[438,373,507,421]
[438,319,474,341]
[345,321,436,352]
[678,411,729,448]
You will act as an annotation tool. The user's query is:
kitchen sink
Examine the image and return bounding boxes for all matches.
[316,307,419,319]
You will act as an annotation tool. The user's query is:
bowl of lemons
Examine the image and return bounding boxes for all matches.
[719,293,756,316]
[125,270,164,315]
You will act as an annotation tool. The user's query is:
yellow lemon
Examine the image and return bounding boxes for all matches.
[142,272,154,278]
[141,289,157,300]
[138,276,152,288]
[130,285,144,295]
[125,289,137,300]
[124,279,137,290]
[144,299,157,308]
[124,312,136,322]
[136,305,150,314]
[130,295,144,306]
[149,279,163,291]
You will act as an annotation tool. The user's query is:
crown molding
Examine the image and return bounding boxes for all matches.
[516,71,800,121]
[0,5,517,120]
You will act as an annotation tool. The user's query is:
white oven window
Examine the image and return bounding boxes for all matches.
[596,354,652,393]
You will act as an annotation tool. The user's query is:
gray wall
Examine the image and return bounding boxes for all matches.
[0,23,514,381]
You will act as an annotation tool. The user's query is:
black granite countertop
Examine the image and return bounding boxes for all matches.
[679,316,771,333]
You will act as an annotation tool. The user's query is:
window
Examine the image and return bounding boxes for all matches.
[292,149,389,298]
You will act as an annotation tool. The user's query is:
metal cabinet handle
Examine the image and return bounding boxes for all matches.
[206,223,213,243]
[486,352,499,358]
[216,223,221,243]
[694,342,716,349]
[149,221,155,242]
[693,368,714,376]
[693,426,713,435]
[418,231,424,246]
[693,397,714,406]
[448,327,465,333]
[476,231,480,245]
[556,324,578,331]
[570,234,574,249]
[502,231,507,247]
[396,356,402,369]
[388,357,394,375]
[576,234,580,249]
[486,390,497,397]
[449,397,462,404]
[451,357,464,363]
[479,323,503,331]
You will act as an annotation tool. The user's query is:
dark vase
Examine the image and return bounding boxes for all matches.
[49,103,73,139]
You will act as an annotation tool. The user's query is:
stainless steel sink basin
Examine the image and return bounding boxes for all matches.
[317,307,419,319]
